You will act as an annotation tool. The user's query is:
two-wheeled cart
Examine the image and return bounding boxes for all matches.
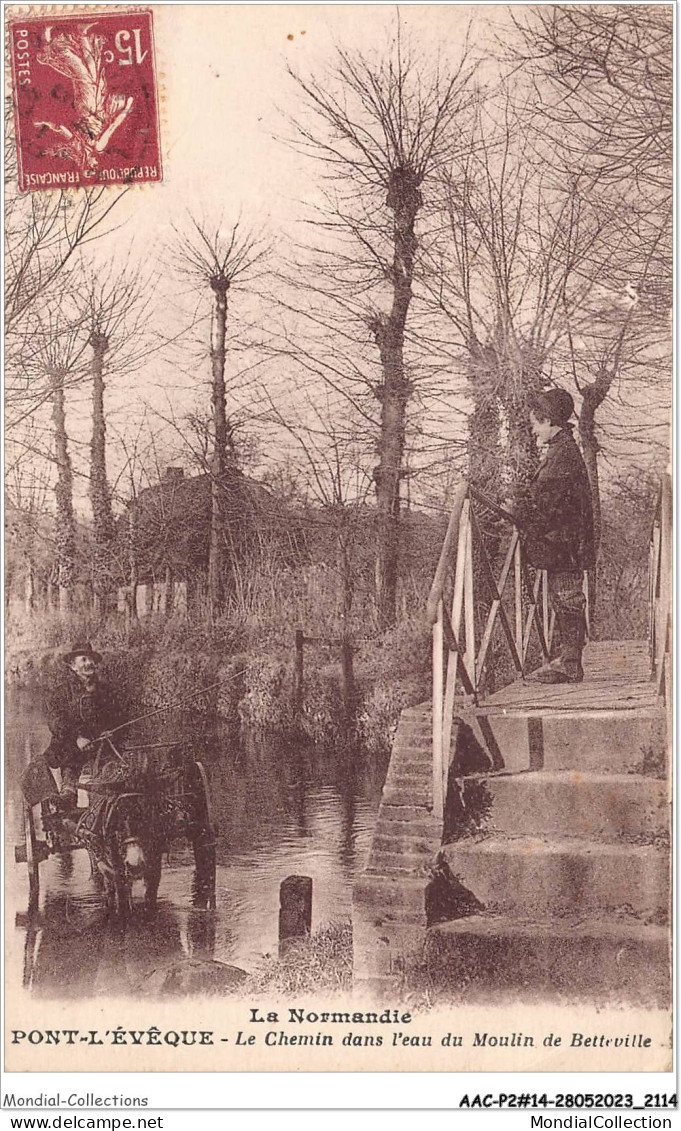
[15,737,217,916]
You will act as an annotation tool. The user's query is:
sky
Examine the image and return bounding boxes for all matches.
[5,3,672,516]
[114,5,497,246]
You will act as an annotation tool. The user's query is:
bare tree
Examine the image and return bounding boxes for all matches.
[287,24,477,627]
[568,227,671,557]
[510,7,672,207]
[171,216,267,617]
[263,385,375,629]
[111,415,165,628]
[428,92,619,496]
[28,306,87,615]
[428,21,671,576]
[5,444,52,616]
[74,265,152,617]
[4,111,127,430]
[4,120,129,620]
[508,5,673,513]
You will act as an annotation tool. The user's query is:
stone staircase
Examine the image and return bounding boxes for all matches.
[353,641,671,1004]
[353,703,438,986]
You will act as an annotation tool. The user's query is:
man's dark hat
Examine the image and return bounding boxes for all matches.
[531,388,575,426]
[62,641,102,666]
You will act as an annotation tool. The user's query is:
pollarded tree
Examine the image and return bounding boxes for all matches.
[508,5,673,533]
[429,92,619,497]
[4,105,126,432]
[27,303,87,614]
[287,25,478,628]
[171,216,267,618]
[77,264,151,618]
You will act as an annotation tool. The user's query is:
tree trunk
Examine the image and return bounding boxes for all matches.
[372,167,421,629]
[164,564,174,617]
[46,567,57,613]
[5,563,14,613]
[338,525,354,623]
[499,350,543,489]
[464,346,503,690]
[467,344,502,493]
[578,384,604,558]
[89,331,114,620]
[208,280,230,619]
[578,378,610,634]
[50,369,76,615]
[127,501,139,621]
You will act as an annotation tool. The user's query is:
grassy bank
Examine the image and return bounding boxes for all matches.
[244,923,353,997]
[5,610,431,755]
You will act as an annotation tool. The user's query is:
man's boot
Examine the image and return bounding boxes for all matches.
[531,612,567,679]
[535,613,584,684]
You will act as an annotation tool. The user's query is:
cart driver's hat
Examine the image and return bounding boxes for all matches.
[62,641,102,666]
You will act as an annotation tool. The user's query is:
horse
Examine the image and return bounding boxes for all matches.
[77,744,215,918]
[77,767,166,917]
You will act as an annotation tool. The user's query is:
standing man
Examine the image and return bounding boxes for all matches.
[511,389,595,684]
[43,642,124,807]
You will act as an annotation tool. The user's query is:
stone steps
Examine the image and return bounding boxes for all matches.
[353,639,671,1005]
[455,771,670,843]
[382,784,431,807]
[425,916,670,1005]
[464,707,667,775]
[354,874,429,919]
[372,833,438,856]
[367,854,433,877]
[384,758,432,775]
[438,837,670,923]
[377,806,441,838]
[384,764,432,782]
[376,820,440,840]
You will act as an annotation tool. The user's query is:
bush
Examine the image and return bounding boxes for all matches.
[354,616,431,754]
[596,472,660,640]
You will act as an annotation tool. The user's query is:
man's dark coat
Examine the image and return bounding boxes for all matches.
[515,427,596,572]
[44,668,123,770]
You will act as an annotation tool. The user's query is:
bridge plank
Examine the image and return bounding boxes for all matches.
[479,641,658,713]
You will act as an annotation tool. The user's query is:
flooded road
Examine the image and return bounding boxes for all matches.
[5,691,389,997]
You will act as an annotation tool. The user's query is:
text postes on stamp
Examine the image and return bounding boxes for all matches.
[9,9,162,192]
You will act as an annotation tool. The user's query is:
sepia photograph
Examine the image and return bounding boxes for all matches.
[3,2,673,1078]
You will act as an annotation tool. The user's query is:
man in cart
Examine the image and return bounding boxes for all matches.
[17,649,218,909]
[39,641,124,810]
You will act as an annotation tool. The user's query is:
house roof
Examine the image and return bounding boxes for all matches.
[117,468,283,580]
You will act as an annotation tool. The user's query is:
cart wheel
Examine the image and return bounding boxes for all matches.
[23,802,40,913]
[192,761,216,909]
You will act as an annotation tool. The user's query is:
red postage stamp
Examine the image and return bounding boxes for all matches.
[9,9,162,191]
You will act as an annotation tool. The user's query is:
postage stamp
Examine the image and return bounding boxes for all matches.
[8,8,162,191]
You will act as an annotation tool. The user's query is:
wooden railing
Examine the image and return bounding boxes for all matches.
[649,470,672,697]
[427,482,579,821]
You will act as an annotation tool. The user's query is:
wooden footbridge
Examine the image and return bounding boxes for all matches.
[353,475,672,1003]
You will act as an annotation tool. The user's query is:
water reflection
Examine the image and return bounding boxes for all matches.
[6,691,388,997]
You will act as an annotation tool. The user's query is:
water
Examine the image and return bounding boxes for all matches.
[5,691,389,998]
